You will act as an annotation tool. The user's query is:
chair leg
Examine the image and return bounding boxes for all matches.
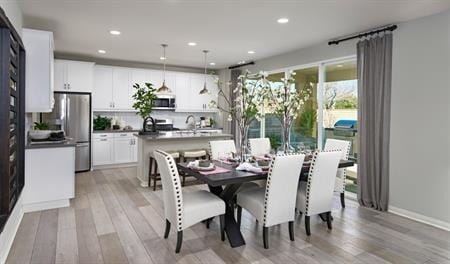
[288,221,294,241]
[153,162,158,191]
[305,216,311,236]
[148,157,153,189]
[164,219,171,238]
[326,212,332,230]
[237,205,242,229]
[340,192,345,208]
[175,231,183,253]
[220,214,225,241]
[263,226,269,249]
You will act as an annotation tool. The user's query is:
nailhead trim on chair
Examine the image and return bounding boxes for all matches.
[262,153,298,226]
[304,150,342,216]
[156,150,184,231]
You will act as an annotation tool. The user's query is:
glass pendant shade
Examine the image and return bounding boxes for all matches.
[157,44,172,94]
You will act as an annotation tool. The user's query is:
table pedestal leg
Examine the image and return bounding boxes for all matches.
[208,184,246,248]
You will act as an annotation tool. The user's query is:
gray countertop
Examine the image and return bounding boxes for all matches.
[26,138,77,149]
[93,129,140,133]
[135,132,233,141]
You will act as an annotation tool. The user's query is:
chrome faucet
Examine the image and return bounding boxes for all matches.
[185,115,197,134]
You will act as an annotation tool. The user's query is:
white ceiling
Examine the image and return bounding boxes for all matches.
[19,0,449,69]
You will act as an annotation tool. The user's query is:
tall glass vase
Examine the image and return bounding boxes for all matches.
[281,122,293,154]
[238,125,250,162]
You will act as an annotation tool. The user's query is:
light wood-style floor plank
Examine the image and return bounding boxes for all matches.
[8,166,450,264]
[30,209,58,264]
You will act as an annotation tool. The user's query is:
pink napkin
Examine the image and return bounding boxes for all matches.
[199,166,230,175]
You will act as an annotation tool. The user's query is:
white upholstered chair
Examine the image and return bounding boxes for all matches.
[323,139,351,208]
[153,150,226,253]
[236,154,305,249]
[296,150,342,236]
[249,138,271,156]
[209,139,237,160]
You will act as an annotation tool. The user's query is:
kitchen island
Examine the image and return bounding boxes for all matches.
[135,131,233,187]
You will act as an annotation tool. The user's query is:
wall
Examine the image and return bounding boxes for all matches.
[390,10,450,225]
[0,2,24,263]
[219,10,450,228]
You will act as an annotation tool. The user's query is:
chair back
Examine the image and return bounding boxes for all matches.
[264,154,305,227]
[209,140,236,160]
[324,139,351,192]
[305,150,342,216]
[249,138,271,156]
[153,150,183,231]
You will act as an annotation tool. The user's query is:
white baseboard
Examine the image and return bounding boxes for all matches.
[388,206,450,231]
[22,199,70,213]
[0,195,24,264]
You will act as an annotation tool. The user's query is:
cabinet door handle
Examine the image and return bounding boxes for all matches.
[120,133,127,137]
[100,139,107,141]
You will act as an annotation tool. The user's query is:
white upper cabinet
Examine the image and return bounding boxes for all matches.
[23,29,55,113]
[112,67,132,109]
[92,64,218,112]
[93,66,113,110]
[54,59,94,92]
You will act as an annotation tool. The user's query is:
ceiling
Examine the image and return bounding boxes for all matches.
[19,0,449,69]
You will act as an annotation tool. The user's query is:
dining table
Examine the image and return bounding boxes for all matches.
[177,158,355,248]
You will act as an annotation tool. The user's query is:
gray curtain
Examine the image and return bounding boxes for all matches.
[357,33,392,211]
[230,69,241,143]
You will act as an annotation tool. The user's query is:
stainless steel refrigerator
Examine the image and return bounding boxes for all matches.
[41,92,91,172]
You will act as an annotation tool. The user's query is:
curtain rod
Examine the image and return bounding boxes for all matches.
[228,61,255,69]
[328,24,397,45]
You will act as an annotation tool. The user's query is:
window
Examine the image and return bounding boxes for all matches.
[263,72,285,150]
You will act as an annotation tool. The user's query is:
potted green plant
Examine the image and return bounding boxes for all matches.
[132,82,158,135]
[93,115,112,130]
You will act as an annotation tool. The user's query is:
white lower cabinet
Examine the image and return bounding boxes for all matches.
[93,133,137,166]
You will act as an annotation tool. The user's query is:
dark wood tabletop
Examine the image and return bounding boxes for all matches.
[177,159,355,187]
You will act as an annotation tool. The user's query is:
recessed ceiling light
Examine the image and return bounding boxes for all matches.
[210,62,216,66]
[238,60,246,65]
[337,64,343,68]
[248,50,255,54]
[98,49,106,54]
[109,30,121,35]
[160,56,166,60]
[277,18,289,24]
[188,42,197,46]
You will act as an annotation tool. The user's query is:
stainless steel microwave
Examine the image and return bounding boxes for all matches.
[153,94,176,110]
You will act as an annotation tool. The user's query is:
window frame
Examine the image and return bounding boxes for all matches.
[254,55,357,150]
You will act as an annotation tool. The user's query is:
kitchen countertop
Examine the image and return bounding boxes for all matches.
[135,132,232,141]
[93,129,140,133]
[25,138,77,149]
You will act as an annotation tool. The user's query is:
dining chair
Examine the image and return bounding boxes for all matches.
[296,150,342,236]
[236,154,305,249]
[323,139,351,208]
[209,139,236,160]
[153,150,226,253]
[249,138,271,156]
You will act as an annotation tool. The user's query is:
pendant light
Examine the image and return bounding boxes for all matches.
[157,44,172,94]
[199,50,209,94]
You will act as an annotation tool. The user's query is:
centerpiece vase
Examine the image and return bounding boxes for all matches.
[281,121,293,154]
[238,125,250,162]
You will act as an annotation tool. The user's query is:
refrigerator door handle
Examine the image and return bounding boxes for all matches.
[66,97,71,136]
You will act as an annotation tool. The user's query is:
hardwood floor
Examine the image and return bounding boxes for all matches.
[6,167,450,264]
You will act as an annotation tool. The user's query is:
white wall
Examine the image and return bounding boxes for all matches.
[0,2,24,263]
[390,10,450,224]
[219,10,450,227]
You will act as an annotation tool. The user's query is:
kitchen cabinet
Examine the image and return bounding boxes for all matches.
[113,67,132,109]
[54,59,94,92]
[93,134,114,165]
[175,73,219,112]
[93,66,113,110]
[113,133,137,163]
[23,28,55,113]
[93,132,137,166]
[24,147,75,212]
